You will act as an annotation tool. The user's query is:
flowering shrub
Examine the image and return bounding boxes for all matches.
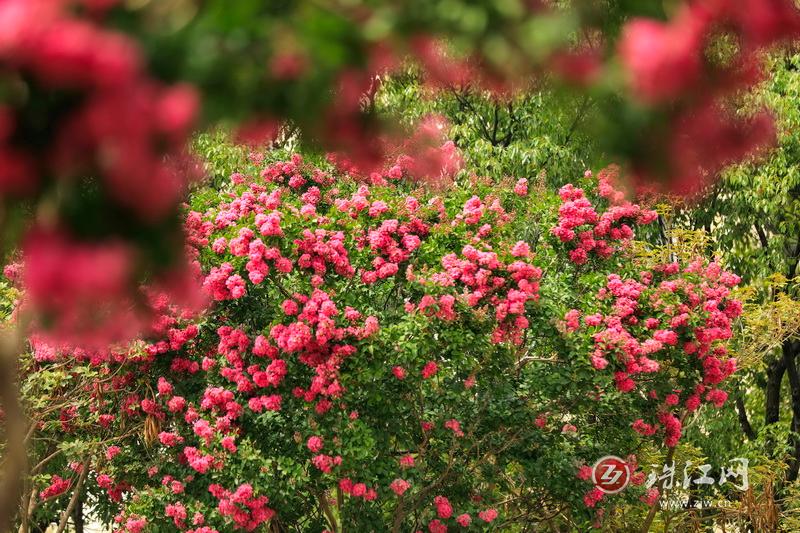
[9,137,744,531]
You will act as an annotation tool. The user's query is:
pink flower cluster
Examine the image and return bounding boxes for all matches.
[209,483,275,531]
[551,170,657,265]
[617,1,798,194]
[295,229,354,278]
[115,515,148,533]
[573,258,741,447]
[39,475,71,500]
[0,1,197,214]
[444,418,465,437]
[203,263,246,301]
[269,289,377,412]
[261,154,335,190]
[390,478,411,496]
[339,478,378,500]
[183,447,220,474]
[426,496,497,530]
[19,230,143,346]
[358,216,429,284]
[434,495,453,518]
[393,115,463,184]
[452,194,512,235]
[432,242,541,344]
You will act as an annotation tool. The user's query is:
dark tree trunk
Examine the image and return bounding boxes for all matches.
[736,394,756,440]
[766,356,787,425]
[783,340,800,481]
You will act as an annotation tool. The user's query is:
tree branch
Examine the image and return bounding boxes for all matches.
[316,491,338,533]
[787,229,800,282]
[735,394,756,440]
[754,223,770,250]
[541,94,591,171]
[55,461,89,533]
[639,443,677,533]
